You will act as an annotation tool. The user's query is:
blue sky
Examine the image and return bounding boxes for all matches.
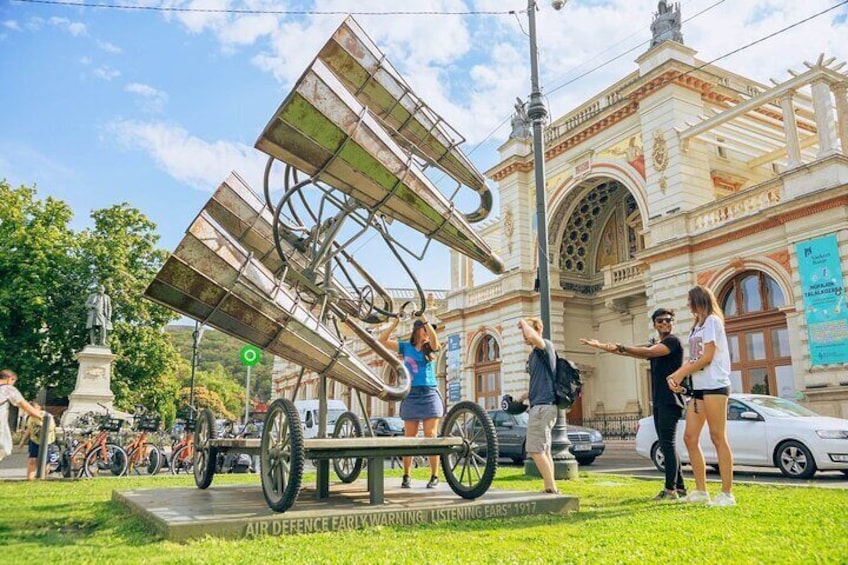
[2,0,846,291]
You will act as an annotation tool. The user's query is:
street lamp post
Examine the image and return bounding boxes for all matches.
[525,0,577,480]
[189,321,205,408]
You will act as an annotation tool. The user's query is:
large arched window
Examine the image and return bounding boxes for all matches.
[719,271,792,398]
[473,335,501,410]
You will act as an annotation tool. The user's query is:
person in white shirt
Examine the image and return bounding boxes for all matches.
[1,369,46,463]
[666,286,735,507]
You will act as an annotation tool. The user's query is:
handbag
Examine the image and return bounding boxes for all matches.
[673,376,694,408]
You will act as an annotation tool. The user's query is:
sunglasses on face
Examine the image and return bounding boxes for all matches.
[655,317,674,324]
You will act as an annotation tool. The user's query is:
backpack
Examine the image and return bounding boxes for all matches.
[546,352,583,409]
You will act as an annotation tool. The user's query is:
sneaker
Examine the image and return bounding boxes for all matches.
[676,488,688,498]
[709,492,736,507]
[540,488,560,495]
[426,475,439,489]
[401,475,411,489]
[652,489,679,501]
[680,490,711,504]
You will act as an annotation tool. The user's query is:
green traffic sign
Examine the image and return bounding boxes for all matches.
[239,345,262,367]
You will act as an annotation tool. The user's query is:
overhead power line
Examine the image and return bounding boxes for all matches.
[13,0,516,16]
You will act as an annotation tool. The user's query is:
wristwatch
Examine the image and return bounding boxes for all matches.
[616,343,626,353]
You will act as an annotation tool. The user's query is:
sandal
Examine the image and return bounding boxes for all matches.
[540,488,560,494]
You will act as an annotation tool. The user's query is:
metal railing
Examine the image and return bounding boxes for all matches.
[574,415,641,440]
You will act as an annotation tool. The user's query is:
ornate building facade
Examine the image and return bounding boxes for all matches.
[445,40,848,420]
[272,18,848,423]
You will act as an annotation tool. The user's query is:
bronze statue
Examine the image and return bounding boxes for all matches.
[85,285,113,346]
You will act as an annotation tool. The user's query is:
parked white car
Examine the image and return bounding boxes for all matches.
[635,394,848,479]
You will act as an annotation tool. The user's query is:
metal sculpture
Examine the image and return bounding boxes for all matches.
[144,15,501,513]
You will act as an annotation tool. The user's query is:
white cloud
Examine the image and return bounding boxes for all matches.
[93,66,121,81]
[49,16,87,37]
[125,83,169,113]
[3,20,21,31]
[26,17,44,32]
[105,120,267,191]
[97,39,123,54]
[104,0,848,173]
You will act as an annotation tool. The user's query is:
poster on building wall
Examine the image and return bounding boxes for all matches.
[446,334,462,403]
[796,234,848,365]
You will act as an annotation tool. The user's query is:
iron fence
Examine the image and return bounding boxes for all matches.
[572,415,641,440]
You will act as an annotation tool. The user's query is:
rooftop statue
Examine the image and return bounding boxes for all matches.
[650,0,684,47]
[509,97,531,140]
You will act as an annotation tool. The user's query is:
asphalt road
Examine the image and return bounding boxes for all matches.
[497,442,848,489]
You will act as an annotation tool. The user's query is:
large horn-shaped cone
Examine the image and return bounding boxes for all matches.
[255,59,504,275]
[316,16,492,223]
[200,171,392,323]
[143,212,411,401]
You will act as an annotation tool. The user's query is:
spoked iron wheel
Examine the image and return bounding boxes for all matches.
[193,408,217,489]
[261,398,304,513]
[332,411,364,483]
[440,401,498,499]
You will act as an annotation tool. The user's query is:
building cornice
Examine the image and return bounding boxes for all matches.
[641,191,848,264]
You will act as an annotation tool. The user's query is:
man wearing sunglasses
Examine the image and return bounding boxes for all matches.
[579,308,685,500]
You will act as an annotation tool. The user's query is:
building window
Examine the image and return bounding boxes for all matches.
[719,271,791,397]
[473,335,501,410]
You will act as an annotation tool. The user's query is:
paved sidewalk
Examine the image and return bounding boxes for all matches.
[0,446,27,480]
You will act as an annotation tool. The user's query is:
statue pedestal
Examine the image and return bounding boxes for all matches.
[61,345,117,426]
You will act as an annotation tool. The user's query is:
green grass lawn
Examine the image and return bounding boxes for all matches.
[1,468,845,565]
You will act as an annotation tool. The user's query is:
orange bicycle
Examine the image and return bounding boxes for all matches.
[169,406,197,475]
[124,405,164,476]
[80,408,128,478]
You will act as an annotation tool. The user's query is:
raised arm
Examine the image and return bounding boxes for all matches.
[378,317,400,352]
[420,314,440,351]
[519,319,545,350]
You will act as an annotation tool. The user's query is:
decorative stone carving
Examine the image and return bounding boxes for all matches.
[503,207,514,253]
[766,249,792,276]
[605,297,630,315]
[696,270,715,287]
[651,129,669,194]
[729,256,745,272]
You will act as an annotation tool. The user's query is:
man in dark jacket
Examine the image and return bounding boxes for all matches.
[580,308,686,500]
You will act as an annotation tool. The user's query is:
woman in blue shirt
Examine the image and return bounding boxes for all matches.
[379,314,443,489]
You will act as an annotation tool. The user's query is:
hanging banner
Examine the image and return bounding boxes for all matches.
[796,234,848,365]
[446,334,462,402]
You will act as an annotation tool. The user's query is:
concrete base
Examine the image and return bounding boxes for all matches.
[524,458,580,480]
[113,481,579,542]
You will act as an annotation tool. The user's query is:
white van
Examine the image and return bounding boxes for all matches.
[294,400,349,439]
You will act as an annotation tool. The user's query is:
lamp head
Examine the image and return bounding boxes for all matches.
[551,0,567,10]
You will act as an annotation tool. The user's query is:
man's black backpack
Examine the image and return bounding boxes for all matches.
[547,353,583,409]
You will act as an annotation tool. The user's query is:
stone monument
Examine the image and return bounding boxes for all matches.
[61,286,116,426]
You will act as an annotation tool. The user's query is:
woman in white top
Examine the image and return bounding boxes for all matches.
[1,369,45,462]
[666,286,735,507]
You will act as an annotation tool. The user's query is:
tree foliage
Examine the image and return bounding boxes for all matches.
[0,181,179,418]
[167,326,273,403]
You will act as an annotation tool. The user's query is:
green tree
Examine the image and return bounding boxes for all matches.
[178,386,234,420]
[0,181,87,399]
[78,204,179,415]
[0,183,179,420]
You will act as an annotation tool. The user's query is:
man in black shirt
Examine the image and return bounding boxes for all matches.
[579,308,686,500]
